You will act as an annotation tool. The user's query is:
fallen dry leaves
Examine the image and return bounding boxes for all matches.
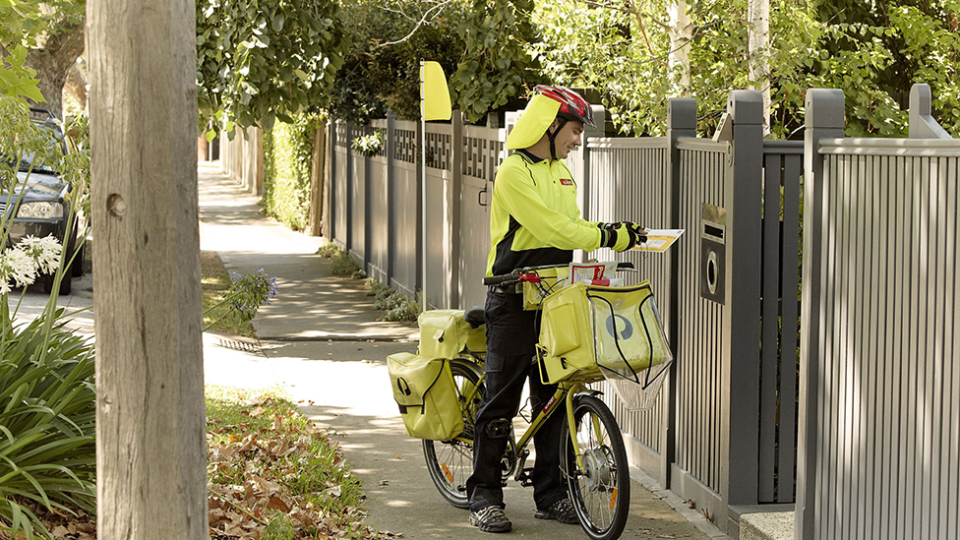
[3,393,401,540]
[206,397,402,540]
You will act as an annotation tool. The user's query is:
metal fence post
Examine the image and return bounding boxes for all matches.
[909,83,952,140]
[451,111,463,308]
[386,112,397,285]
[721,90,764,529]
[345,124,354,251]
[415,121,423,298]
[577,104,605,225]
[795,88,845,540]
[325,121,335,242]
[665,97,697,487]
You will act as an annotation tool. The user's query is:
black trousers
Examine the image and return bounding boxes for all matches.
[466,290,567,512]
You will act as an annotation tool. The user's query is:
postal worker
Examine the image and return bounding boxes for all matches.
[466,85,646,533]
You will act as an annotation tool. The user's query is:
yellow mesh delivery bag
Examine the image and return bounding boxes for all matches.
[537,281,674,409]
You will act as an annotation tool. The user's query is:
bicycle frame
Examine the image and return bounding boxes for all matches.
[452,359,596,474]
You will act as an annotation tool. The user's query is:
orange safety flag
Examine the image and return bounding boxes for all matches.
[420,61,451,121]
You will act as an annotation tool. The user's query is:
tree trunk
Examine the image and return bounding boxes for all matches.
[748,0,770,133]
[63,64,88,111]
[24,18,85,120]
[88,0,207,539]
[668,0,693,97]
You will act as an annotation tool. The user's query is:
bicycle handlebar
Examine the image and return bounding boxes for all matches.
[483,262,636,287]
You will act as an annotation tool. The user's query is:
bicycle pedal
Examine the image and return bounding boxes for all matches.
[516,467,535,487]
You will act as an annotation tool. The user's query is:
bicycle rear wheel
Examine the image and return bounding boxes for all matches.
[422,360,484,508]
[560,394,630,540]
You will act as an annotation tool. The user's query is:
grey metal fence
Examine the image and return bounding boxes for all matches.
[796,85,960,540]
[326,114,506,309]
[325,86,957,538]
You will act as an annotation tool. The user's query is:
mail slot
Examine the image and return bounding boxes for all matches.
[700,204,726,304]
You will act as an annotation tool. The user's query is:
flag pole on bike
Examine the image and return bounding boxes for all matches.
[419,60,452,315]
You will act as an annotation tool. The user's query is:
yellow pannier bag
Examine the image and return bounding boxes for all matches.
[418,310,486,358]
[537,281,673,385]
[521,265,569,310]
[386,353,465,441]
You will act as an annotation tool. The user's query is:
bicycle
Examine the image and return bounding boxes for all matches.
[418,262,673,540]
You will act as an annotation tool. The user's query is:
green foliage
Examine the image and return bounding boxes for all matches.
[318,242,361,277]
[803,2,960,136]
[351,130,384,157]
[262,114,322,231]
[0,97,55,189]
[196,0,347,136]
[0,61,93,540]
[0,0,84,47]
[0,0,85,111]
[330,0,465,123]
[0,46,44,103]
[366,279,421,322]
[0,307,97,539]
[451,0,543,123]
[532,0,959,138]
[262,513,296,540]
[331,0,537,124]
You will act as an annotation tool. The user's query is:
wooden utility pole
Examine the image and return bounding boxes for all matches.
[88,0,208,538]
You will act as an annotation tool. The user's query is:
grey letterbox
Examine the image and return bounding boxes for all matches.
[700,204,726,304]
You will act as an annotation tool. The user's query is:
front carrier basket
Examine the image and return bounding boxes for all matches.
[536,281,674,410]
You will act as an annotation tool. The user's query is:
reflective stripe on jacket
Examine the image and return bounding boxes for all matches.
[485,150,602,277]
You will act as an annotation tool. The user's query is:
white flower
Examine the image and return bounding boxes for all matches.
[0,247,37,288]
[16,234,62,275]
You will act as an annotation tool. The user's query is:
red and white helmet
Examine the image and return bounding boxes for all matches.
[535,85,596,128]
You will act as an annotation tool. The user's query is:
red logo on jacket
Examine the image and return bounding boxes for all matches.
[560,178,574,186]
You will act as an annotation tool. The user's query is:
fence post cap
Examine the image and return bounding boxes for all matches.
[804,89,845,130]
[667,98,697,129]
[909,83,933,116]
[727,90,763,126]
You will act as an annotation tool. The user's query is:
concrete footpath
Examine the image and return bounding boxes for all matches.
[17,163,722,539]
[195,163,731,540]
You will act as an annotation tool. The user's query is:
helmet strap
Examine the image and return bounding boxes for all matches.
[546,117,569,160]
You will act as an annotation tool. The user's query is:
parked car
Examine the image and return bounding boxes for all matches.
[3,108,87,295]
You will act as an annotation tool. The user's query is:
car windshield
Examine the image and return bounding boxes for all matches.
[14,123,65,175]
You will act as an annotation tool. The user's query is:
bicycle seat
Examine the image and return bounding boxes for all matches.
[463,306,485,328]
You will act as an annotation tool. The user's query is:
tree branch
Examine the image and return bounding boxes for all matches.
[380,0,457,47]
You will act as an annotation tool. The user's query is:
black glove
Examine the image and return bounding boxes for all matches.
[598,221,622,231]
[600,222,646,252]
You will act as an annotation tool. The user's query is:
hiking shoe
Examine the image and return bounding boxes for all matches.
[469,506,512,533]
[534,498,578,524]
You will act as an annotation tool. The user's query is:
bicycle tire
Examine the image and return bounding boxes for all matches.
[560,394,630,540]
[422,360,484,508]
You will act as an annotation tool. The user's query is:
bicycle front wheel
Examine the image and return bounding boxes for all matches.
[422,360,484,508]
[560,394,630,540]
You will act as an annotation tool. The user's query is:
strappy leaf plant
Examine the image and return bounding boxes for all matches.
[0,96,96,539]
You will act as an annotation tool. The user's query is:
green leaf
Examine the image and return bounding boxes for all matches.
[272,14,284,32]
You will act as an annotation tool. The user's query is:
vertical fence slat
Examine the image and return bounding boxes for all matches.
[759,153,781,503]
[779,153,801,504]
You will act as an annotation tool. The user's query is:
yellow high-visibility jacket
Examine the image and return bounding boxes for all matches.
[486,150,602,277]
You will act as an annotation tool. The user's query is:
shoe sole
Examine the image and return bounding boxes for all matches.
[469,515,512,533]
[534,510,579,524]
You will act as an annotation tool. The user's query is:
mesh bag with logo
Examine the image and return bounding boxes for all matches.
[536,281,674,409]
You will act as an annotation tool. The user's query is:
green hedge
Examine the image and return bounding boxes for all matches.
[261,114,322,231]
